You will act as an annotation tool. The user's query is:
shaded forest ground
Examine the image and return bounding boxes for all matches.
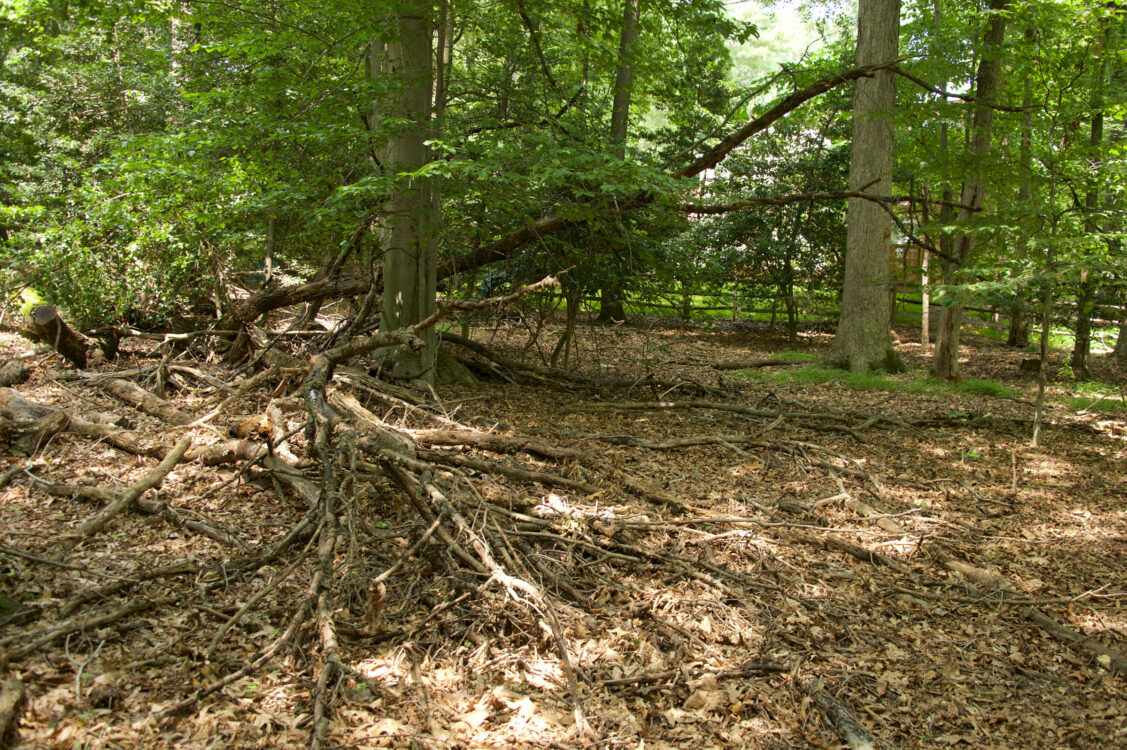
[0,310,1124,749]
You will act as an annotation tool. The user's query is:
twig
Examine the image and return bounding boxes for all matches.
[603,660,786,688]
[56,438,192,552]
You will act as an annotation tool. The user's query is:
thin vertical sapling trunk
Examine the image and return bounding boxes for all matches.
[933,0,1010,380]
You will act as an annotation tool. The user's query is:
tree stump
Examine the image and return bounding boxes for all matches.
[0,387,69,455]
[28,305,88,369]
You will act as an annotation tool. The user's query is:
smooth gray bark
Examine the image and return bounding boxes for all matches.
[826,0,903,373]
[374,12,438,381]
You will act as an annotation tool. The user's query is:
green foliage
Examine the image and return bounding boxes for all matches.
[1064,395,1127,413]
[741,363,1016,400]
[1,0,1123,354]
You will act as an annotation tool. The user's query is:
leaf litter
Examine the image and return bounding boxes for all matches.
[0,317,1124,749]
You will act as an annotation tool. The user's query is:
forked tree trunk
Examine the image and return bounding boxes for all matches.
[825,0,902,372]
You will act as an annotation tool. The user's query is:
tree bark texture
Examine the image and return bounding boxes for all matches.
[0,387,70,456]
[1007,77,1035,349]
[28,305,88,369]
[826,0,902,372]
[933,0,1009,380]
[598,0,640,325]
[375,12,439,380]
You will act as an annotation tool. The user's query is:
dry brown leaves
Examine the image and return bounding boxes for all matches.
[0,316,1124,749]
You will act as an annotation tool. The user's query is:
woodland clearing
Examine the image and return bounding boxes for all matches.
[0,313,1124,749]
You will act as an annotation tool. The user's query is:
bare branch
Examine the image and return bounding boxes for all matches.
[893,65,1029,112]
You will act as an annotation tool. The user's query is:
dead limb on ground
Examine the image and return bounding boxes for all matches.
[2,275,1123,749]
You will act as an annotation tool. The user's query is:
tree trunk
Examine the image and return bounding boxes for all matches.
[1115,314,1127,361]
[1071,33,1107,382]
[28,305,89,369]
[1008,68,1036,349]
[825,0,902,373]
[1007,297,1030,347]
[933,0,1009,380]
[375,12,438,381]
[1071,272,1096,380]
[598,0,640,326]
[920,250,930,352]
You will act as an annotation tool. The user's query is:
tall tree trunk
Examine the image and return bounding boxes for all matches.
[598,0,640,325]
[1008,84,1035,349]
[826,0,902,372]
[375,12,438,381]
[1071,23,1108,382]
[933,0,1010,380]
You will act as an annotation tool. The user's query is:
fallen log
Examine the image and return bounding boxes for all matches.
[0,679,25,749]
[102,378,194,425]
[28,305,89,369]
[0,361,30,388]
[713,357,806,371]
[218,276,370,331]
[0,387,70,456]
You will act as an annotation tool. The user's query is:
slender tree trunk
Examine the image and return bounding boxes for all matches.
[1115,313,1127,361]
[598,0,640,325]
[374,12,438,381]
[826,0,902,372]
[1032,275,1052,447]
[1071,272,1096,380]
[933,0,1010,380]
[1071,27,1108,381]
[920,249,930,352]
[1008,71,1035,348]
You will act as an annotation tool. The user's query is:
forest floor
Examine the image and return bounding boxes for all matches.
[0,312,1124,749]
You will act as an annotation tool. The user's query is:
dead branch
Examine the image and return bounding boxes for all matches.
[62,561,202,617]
[800,675,877,750]
[28,474,243,549]
[680,189,982,215]
[9,596,178,660]
[603,660,787,688]
[0,680,26,748]
[409,428,586,461]
[1024,609,1127,676]
[415,449,600,496]
[55,438,192,553]
[101,379,193,425]
[438,58,907,279]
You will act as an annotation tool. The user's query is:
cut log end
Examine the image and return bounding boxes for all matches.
[28,305,89,369]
